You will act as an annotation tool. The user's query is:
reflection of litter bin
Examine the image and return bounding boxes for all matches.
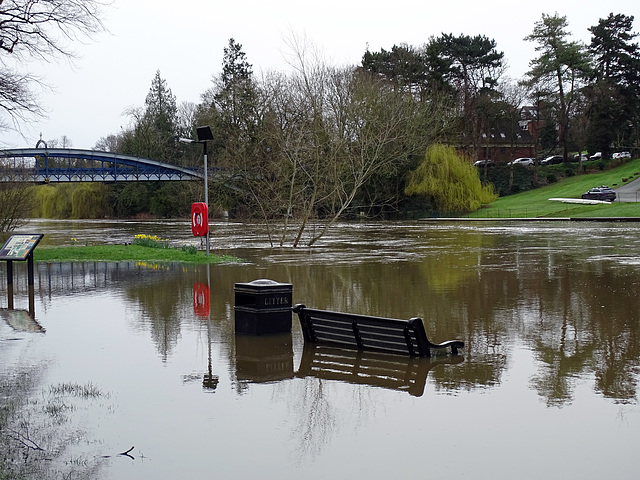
[234,279,293,335]
[235,334,294,382]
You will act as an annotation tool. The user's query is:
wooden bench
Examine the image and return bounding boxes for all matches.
[292,304,464,358]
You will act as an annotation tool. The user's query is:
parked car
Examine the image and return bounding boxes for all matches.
[572,153,588,162]
[589,152,602,160]
[507,157,534,166]
[540,155,563,165]
[474,159,495,167]
[581,186,616,202]
[612,151,631,159]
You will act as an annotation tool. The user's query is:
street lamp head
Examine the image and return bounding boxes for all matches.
[196,126,213,142]
[178,137,196,144]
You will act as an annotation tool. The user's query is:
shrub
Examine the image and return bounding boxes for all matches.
[405,144,497,213]
[32,184,111,219]
[181,243,198,255]
[133,234,169,248]
[71,184,111,218]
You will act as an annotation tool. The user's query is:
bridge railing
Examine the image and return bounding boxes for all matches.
[0,148,204,183]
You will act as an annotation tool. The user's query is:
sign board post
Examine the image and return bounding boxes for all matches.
[6,260,13,309]
[0,234,44,317]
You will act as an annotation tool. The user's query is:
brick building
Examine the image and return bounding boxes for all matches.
[472,106,542,163]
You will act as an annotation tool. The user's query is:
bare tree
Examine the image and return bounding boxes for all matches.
[247,37,447,247]
[0,69,43,130]
[0,0,108,130]
[0,169,33,232]
[497,77,531,190]
[94,134,121,152]
[303,68,437,246]
[204,35,446,246]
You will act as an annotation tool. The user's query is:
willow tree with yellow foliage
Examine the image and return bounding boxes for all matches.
[32,184,111,219]
[405,144,497,213]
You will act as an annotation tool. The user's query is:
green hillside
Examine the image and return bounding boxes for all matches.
[468,159,640,218]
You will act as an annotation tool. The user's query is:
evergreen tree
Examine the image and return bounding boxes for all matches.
[524,13,591,162]
[113,71,187,218]
[120,70,179,162]
[427,34,505,156]
[215,38,256,130]
[589,13,639,81]
[197,39,261,213]
[587,13,640,153]
[429,34,504,96]
[145,70,178,137]
[360,44,429,97]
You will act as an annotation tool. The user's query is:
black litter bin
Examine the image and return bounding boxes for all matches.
[234,279,293,335]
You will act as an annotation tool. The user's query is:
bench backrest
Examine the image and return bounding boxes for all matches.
[294,305,433,357]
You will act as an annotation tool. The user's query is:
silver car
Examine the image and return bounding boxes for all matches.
[508,157,534,166]
[613,151,631,159]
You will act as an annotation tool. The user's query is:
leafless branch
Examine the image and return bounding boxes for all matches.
[0,0,109,128]
[4,426,45,451]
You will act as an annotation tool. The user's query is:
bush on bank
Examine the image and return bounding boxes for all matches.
[31,182,196,219]
[405,144,498,212]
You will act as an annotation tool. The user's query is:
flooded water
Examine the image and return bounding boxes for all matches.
[2,219,640,479]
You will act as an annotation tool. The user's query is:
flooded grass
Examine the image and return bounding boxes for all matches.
[0,376,112,480]
[49,382,104,398]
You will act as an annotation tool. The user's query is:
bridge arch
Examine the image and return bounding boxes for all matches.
[0,148,204,183]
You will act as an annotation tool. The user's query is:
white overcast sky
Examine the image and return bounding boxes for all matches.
[2,0,638,149]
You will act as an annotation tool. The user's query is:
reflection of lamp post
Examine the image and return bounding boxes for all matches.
[180,126,213,256]
[203,317,219,390]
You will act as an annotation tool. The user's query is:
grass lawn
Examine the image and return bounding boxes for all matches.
[34,244,241,264]
[469,158,640,218]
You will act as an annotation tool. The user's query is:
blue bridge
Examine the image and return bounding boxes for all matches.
[0,148,204,183]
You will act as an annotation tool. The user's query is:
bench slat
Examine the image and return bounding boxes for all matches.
[311,320,418,355]
[312,329,359,346]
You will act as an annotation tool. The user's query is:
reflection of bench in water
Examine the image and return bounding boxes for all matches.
[297,344,463,397]
[232,331,464,396]
[293,304,464,357]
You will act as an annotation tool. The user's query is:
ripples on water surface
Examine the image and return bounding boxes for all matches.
[1,219,640,479]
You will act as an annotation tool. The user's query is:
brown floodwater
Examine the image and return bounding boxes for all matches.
[1,218,640,479]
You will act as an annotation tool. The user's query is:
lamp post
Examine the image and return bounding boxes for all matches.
[180,125,213,256]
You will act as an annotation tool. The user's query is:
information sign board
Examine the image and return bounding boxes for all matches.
[0,234,44,261]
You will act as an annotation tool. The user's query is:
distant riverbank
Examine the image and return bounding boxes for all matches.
[430,216,640,222]
[468,158,640,219]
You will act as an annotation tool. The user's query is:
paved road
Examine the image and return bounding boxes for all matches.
[614,176,640,202]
